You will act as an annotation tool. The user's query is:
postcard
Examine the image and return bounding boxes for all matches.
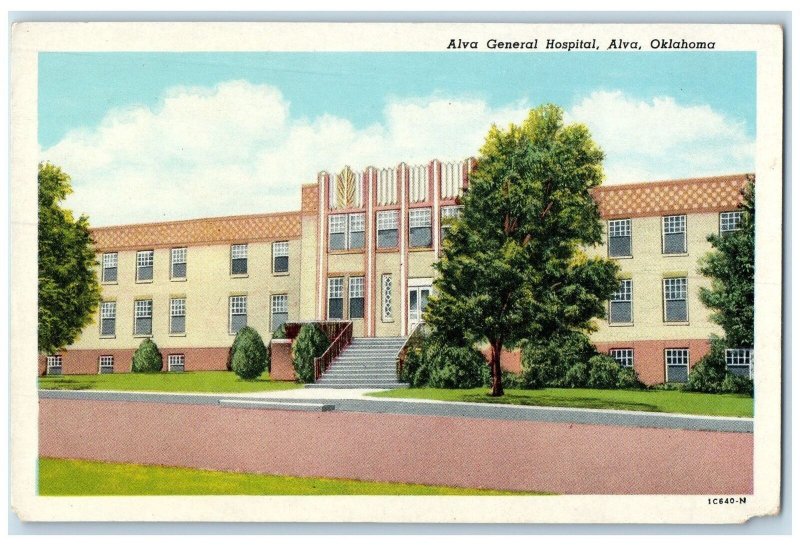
[10,21,783,524]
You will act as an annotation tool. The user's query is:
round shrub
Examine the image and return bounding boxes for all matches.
[586,354,623,389]
[521,332,596,388]
[131,338,163,373]
[230,327,268,380]
[292,324,330,383]
[563,362,589,388]
[427,344,489,389]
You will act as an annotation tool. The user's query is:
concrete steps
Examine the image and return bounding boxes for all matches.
[306,336,409,390]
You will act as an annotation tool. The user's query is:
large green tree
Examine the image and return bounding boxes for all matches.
[699,176,755,348]
[425,105,619,396]
[38,162,101,355]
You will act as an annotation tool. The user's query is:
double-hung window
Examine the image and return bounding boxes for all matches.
[229,295,247,334]
[271,294,288,331]
[134,299,153,336]
[409,208,432,248]
[665,348,690,383]
[440,205,463,243]
[726,348,754,379]
[328,215,347,251]
[99,355,114,374]
[349,277,365,319]
[46,355,62,375]
[327,278,344,319]
[348,213,365,249]
[101,252,118,283]
[170,298,186,335]
[377,211,399,248]
[609,280,633,324]
[608,219,632,257]
[663,277,688,322]
[720,211,743,236]
[231,244,248,275]
[136,250,154,281]
[272,241,289,273]
[609,349,634,368]
[171,247,187,279]
[100,301,116,337]
[662,215,687,254]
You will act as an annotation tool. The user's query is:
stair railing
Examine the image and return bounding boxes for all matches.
[313,321,353,381]
[395,322,427,379]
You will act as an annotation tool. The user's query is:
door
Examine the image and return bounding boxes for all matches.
[408,285,431,332]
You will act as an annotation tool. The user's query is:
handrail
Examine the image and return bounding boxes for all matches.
[313,321,353,381]
[395,322,427,379]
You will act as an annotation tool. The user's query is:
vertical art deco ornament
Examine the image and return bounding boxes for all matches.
[336,165,357,209]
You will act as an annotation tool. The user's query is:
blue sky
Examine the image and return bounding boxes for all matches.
[39,51,756,225]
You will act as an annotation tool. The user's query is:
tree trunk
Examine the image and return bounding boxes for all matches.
[490,340,505,397]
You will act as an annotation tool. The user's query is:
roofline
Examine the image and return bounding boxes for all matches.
[593,173,753,193]
[90,209,301,232]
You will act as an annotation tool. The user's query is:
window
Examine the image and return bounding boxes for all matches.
[609,280,633,324]
[101,252,118,283]
[99,355,114,374]
[377,210,399,248]
[440,205,463,243]
[171,247,187,279]
[382,274,393,322]
[271,294,288,331]
[720,211,743,235]
[100,301,116,337]
[328,278,344,319]
[349,277,365,319]
[609,349,634,368]
[726,348,754,379]
[134,299,153,336]
[168,354,185,372]
[46,355,62,375]
[136,250,154,281]
[665,349,689,383]
[229,295,247,334]
[231,244,248,275]
[272,241,289,273]
[409,208,432,248]
[663,277,688,322]
[170,298,186,335]
[348,213,365,250]
[662,215,687,254]
[608,219,632,257]
[328,215,347,251]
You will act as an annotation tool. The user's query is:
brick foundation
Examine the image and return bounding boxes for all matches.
[39,347,231,376]
[269,339,296,381]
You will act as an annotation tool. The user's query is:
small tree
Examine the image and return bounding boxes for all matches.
[131,338,163,373]
[425,105,619,396]
[292,324,330,383]
[38,162,101,355]
[230,327,268,380]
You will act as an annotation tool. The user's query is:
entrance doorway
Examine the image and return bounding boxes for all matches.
[408,285,431,333]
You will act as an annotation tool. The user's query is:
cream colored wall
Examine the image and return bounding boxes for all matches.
[408,249,437,279]
[70,239,302,350]
[588,212,723,343]
[298,214,319,320]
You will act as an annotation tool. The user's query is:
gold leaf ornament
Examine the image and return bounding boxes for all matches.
[336,166,356,208]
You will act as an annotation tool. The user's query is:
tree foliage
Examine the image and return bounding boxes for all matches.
[38,162,101,354]
[425,105,619,396]
[230,326,269,380]
[131,338,163,373]
[698,178,755,348]
[291,324,330,383]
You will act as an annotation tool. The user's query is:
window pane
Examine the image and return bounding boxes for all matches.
[170,315,186,334]
[349,231,365,249]
[665,300,688,322]
[666,365,689,383]
[231,314,247,333]
[377,229,398,248]
[328,298,343,319]
[663,232,686,254]
[135,317,152,336]
[231,257,247,274]
[172,262,187,278]
[410,227,432,248]
[138,266,153,281]
[101,318,116,336]
[103,267,117,282]
[273,255,289,273]
[329,232,347,251]
[271,312,288,332]
[609,236,631,257]
[350,297,364,319]
[609,301,632,323]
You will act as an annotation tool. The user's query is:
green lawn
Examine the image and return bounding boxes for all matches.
[39,458,542,496]
[370,387,753,418]
[38,371,302,394]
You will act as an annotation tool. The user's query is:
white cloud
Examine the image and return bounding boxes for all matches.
[41,82,754,226]
[565,90,754,184]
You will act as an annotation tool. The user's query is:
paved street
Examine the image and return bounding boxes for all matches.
[39,392,753,495]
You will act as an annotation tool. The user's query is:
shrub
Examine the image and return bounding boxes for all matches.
[131,338,163,373]
[230,327,268,380]
[521,332,597,388]
[586,354,623,389]
[427,344,489,389]
[616,366,644,389]
[499,370,523,390]
[292,324,330,383]
[685,338,751,395]
[563,362,589,388]
[400,342,430,388]
[720,373,754,396]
